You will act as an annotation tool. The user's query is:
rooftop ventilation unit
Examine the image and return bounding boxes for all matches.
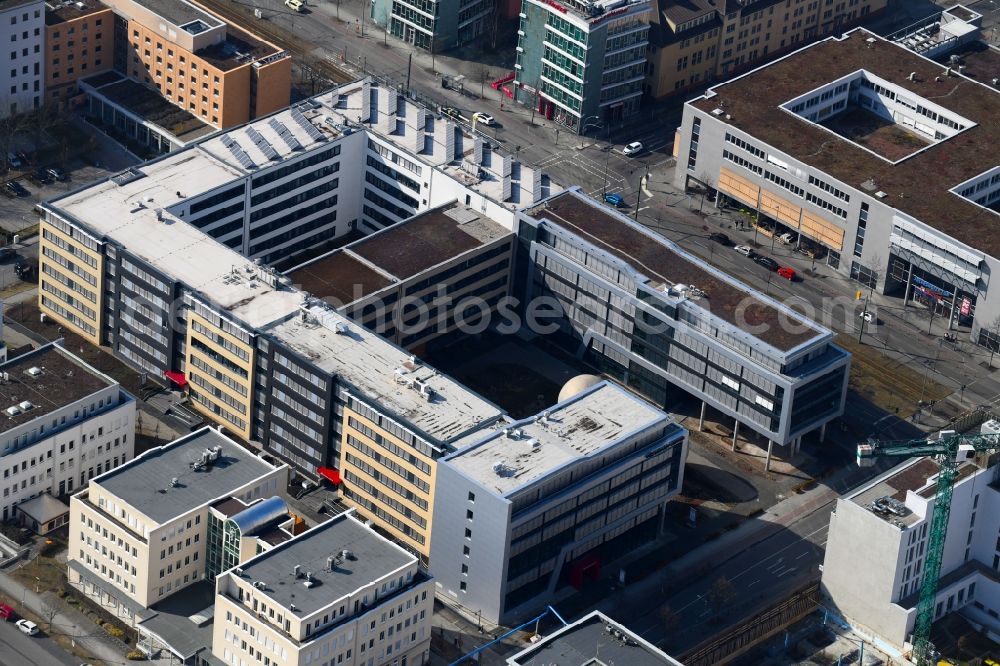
[26,367,42,377]
[493,461,516,477]
[875,191,888,199]
[5,406,20,417]
[170,477,179,487]
[18,401,32,411]
[294,565,302,578]
[253,581,267,590]
[341,549,354,561]
[334,322,349,335]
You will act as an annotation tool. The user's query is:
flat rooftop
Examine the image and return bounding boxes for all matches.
[233,512,415,617]
[526,190,823,352]
[288,202,511,304]
[0,344,116,435]
[94,427,280,524]
[445,381,674,496]
[45,0,109,24]
[139,580,216,660]
[690,29,1000,257]
[85,75,213,142]
[350,202,510,280]
[509,611,684,666]
[196,24,283,71]
[137,0,222,31]
[266,305,503,445]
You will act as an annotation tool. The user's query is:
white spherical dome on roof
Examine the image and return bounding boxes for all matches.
[557,374,602,403]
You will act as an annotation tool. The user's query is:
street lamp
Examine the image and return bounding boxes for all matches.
[580,115,601,136]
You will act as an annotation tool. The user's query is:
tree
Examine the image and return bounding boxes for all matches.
[41,598,59,632]
[28,103,63,153]
[986,316,1000,369]
[698,170,716,213]
[476,64,492,99]
[378,7,390,45]
[705,577,736,616]
[658,603,679,635]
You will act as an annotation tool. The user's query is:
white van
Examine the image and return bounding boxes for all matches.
[285,0,304,11]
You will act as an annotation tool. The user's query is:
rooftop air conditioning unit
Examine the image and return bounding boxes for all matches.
[5,406,20,417]
[18,401,32,411]
[27,367,42,377]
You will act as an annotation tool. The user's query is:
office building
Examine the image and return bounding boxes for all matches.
[43,0,114,106]
[645,0,886,100]
[0,0,45,116]
[37,79,546,471]
[67,426,289,620]
[431,381,687,624]
[520,188,850,454]
[673,28,1000,347]
[0,342,135,524]
[288,200,515,352]
[821,441,1000,650]
[507,611,685,666]
[371,0,496,52]
[213,510,434,666]
[513,0,651,132]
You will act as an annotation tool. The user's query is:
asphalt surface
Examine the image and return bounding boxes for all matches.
[0,619,80,666]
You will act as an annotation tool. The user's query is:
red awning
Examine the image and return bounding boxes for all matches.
[317,467,341,485]
[164,371,188,388]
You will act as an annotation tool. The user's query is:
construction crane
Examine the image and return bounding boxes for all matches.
[856,430,1000,665]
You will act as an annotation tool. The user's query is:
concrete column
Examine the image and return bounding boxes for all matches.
[903,262,914,309]
[698,401,707,432]
[820,422,827,443]
[731,419,740,451]
[948,288,958,331]
[765,439,774,471]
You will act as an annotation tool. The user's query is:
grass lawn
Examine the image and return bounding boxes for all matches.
[835,333,951,418]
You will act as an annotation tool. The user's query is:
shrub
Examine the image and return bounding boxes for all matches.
[106,623,126,638]
[126,648,146,660]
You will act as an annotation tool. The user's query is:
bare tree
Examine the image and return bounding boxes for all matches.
[697,170,716,213]
[705,577,736,616]
[658,603,679,635]
[378,7,390,45]
[476,64,492,99]
[28,104,63,154]
[335,0,342,20]
[41,598,59,632]
[986,316,1000,369]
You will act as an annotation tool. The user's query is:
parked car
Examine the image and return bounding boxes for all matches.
[472,112,495,126]
[753,255,779,270]
[440,106,461,120]
[622,141,643,156]
[777,232,796,245]
[15,151,28,166]
[47,166,69,182]
[708,232,731,245]
[0,603,13,621]
[734,244,755,257]
[15,619,38,635]
[14,258,33,279]
[6,152,21,169]
[284,0,304,10]
[603,193,625,207]
[4,180,29,197]
[777,266,796,280]
[30,168,52,185]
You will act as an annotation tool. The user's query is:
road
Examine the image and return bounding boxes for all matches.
[0,620,80,666]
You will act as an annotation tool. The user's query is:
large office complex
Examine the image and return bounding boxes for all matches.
[821,444,1000,650]
[371,0,496,52]
[0,342,135,525]
[520,189,850,454]
[507,611,685,666]
[431,381,687,623]
[673,27,1000,348]
[513,0,651,132]
[213,510,434,666]
[0,0,45,116]
[645,0,887,100]
[67,426,289,621]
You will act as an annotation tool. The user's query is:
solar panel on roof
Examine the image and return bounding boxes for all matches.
[290,108,325,143]
[222,135,256,170]
[268,118,303,152]
[246,126,279,161]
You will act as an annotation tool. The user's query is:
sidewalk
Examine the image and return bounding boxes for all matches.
[0,567,130,666]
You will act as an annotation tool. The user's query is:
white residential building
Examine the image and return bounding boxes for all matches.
[0,342,134,524]
[0,0,44,116]
[822,440,1000,650]
[213,510,434,666]
[68,426,289,622]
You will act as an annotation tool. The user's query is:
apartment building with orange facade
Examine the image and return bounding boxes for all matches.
[43,0,289,152]
[44,0,113,106]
